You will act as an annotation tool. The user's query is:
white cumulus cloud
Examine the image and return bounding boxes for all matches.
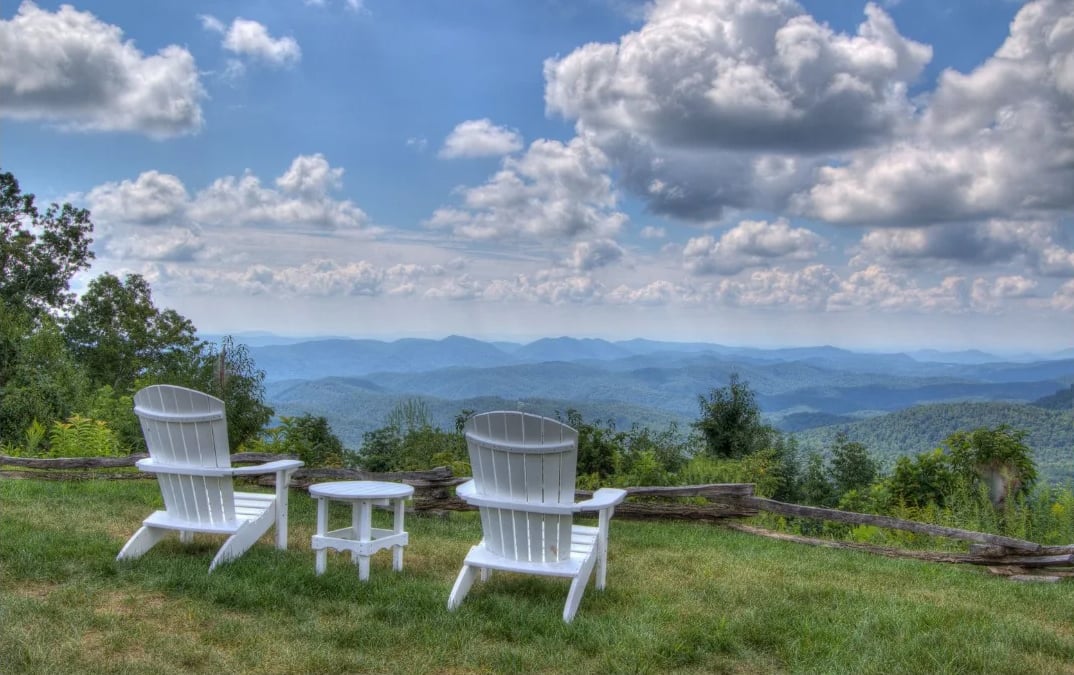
[565,239,625,271]
[202,15,301,67]
[85,156,370,259]
[426,136,628,241]
[439,119,524,158]
[543,0,931,220]
[0,1,204,137]
[684,218,823,275]
[800,0,1074,226]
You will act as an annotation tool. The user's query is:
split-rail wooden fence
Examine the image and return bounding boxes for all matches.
[3,452,1069,581]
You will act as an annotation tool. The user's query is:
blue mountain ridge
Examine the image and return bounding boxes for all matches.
[249,335,1073,480]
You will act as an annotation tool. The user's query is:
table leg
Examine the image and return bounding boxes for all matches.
[357,500,372,581]
[315,498,328,575]
[393,498,405,572]
[351,502,361,565]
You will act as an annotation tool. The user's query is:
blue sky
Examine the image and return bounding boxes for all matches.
[3,0,1073,352]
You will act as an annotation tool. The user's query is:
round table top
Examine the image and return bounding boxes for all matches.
[309,480,414,500]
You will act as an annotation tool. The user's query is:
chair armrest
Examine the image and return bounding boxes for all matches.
[456,479,477,499]
[135,458,233,477]
[573,488,627,512]
[231,459,304,476]
[455,480,576,515]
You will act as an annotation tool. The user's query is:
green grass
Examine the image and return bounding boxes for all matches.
[3,479,1074,673]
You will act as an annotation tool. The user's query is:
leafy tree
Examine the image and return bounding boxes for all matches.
[1,171,94,411]
[800,451,837,507]
[193,337,274,450]
[64,273,201,392]
[0,171,94,316]
[620,422,688,478]
[354,401,467,473]
[829,431,878,497]
[386,398,433,434]
[356,426,402,472]
[693,373,774,459]
[398,424,468,474]
[886,449,957,508]
[566,409,620,480]
[84,385,141,453]
[271,414,346,468]
[762,434,801,502]
[945,425,1037,507]
[0,314,88,443]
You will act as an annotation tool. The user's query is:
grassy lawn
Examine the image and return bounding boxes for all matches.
[2,479,1074,674]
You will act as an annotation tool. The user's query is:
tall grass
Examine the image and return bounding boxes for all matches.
[3,478,1074,673]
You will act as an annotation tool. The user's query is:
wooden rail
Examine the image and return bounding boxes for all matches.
[3,452,1068,575]
[741,496,1041,552]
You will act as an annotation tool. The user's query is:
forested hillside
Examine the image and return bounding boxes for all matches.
[266,377,685,448]
[794,402,1074,482]
[1035,384,1074,411]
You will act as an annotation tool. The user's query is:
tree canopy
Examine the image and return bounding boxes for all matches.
[64,272,201,392]
[693,373,775,459]
[0,171,94,316]
[0,170,273,457]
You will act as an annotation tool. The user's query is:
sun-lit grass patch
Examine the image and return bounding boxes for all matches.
[3,478,1074,673]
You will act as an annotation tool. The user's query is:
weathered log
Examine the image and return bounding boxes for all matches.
[742,496,1042,552]
[615,483,755,499]
[282,466,457,489]
[611,501,755,521]
[231,452,299,464]
[724,523,1063,566]
[987,565,1030,576]
[0,469,152,481]
[398,491,755,519]
[0,453,147,469]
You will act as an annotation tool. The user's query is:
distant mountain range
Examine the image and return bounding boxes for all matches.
[242,334,1074,382]
[239,334,1073,480]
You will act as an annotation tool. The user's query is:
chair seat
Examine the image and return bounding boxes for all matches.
[141,492,275,534]
[464,525,599,578]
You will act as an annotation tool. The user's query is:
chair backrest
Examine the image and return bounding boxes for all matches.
[134,385,236,524]
[464,411,578,563]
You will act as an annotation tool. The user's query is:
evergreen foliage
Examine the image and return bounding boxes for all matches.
[693,373,776,459]
[829,431,878,496]
[251,414,346,467]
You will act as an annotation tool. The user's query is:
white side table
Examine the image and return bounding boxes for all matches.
[309,480,415,581]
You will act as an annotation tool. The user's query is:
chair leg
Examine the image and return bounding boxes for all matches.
[116,526,168,562]
[209,509,274,572]
[595,508,611,590]
[179,530,194,544]
[563,553,599,623]
[274,469,294,550]
[448,564,480,611]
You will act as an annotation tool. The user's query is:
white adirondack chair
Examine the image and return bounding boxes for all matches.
[447,411,627,623]
[116,384,303,572]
